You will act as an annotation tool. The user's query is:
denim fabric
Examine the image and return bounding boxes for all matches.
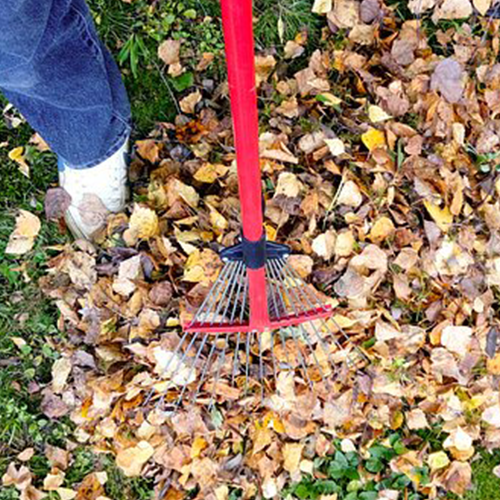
[0,0,131,169]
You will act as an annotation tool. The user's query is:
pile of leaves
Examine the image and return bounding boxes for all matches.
[5,0,500,498]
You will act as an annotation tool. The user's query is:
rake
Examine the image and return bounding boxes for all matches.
[151,0,369,409]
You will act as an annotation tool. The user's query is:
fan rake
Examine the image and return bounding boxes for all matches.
[148,0,370,410]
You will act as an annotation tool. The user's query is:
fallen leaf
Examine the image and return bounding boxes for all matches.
[283,443,304,478]
[430,58,465,103]
[441,325,472,357]
[337,180,363,207]
[51,357,72,393]
[158,39,181,65]
[362,128,386,151]
[406,409,429,430]
[129,204,159,239]
[136,140,162,164]
[194,163,228,183]
[9,146,29,177]
[2,463,32,490]
[116,441,155,477]
[432,0,473,21]
[428,451,450,471]
[43,470,65,491]
[17,449,35,462]
[45,188,72,221]
[77,194,108,229]
[335,230,355,257]
[312,0,332,14]
[274,172,303,198]
[5,210,41,255]
[180,90,202,114]
[369,105,391,123]
[312,230,336,260]
[370,216,395,242]
[424,201,453,232]
[324,138,346,156]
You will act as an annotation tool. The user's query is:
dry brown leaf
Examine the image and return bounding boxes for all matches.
[274,172,303,198]
[312,230,336,260]
[116,441,155,477]
[5,210,41,255]
[158,39,181,65]
[128,204,159,240]
[180,90,202,114]
[45,188,72,221]
[431,58,465,103]
[51,357,72,394]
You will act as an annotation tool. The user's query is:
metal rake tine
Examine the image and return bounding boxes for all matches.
[245,330,253,394]
[192,260,237,324]
[158,262,239,403]
[184,263,244,408]
[258,333,265,402]
[268,259,323,387]
[208,333,230,409]
[206,264,244,407]
[267,260,313,389]
[206,261,240,324]
[276,260,351,371]
[275,260,346,361]
[174,332,211,407]
[268,260,329,382]
[149,266,233,407]
[183,331,222,408]
[266,261,293,371]
[232,271,249,385]
[280,261,371,366]
[265,269,278,384]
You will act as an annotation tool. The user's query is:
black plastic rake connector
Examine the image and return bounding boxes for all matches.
[220,237,291,269]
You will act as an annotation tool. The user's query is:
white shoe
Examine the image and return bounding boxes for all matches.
[58,139,129,240]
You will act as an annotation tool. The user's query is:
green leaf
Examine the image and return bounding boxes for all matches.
[359,492,378,500]
[345,492,358,500]
[171,72,194,92]
[335,451,349,468]
[392,474,412,490]
[365,458,384,474]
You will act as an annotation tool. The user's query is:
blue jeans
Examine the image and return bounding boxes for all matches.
[0,0,131,169]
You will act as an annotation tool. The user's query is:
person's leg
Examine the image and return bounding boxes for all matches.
[0,0,131,238]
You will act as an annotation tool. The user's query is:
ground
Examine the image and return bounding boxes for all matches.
[1,1,500,499]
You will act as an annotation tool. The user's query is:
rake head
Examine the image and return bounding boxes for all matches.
[147,240,370,410]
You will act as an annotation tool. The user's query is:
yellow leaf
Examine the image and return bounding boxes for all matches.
[361,128,386,151]
[369,216,395,242]
[283,443,304,476]
[194,163,228,183]
[209,206,228,234]
[428,451,450,471]
[424,201,453,232]
[129,204,159,239]
[116,441,154,477]
[368,105,391,123]
[191,436,208,459]
[5,210,41,255]
[9,146,29,177]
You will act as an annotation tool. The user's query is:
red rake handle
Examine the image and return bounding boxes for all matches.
[220,0,264,243]
[221,0,269,330]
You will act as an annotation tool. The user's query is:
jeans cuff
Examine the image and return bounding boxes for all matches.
[58,120,131,171]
